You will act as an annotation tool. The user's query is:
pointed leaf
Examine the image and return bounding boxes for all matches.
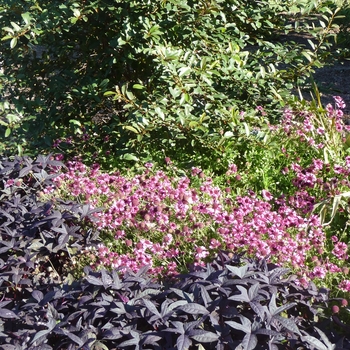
[143,299,162,319]
[226,264,249,278]
[66,332,84,346]
[248,282,260,301]
[0,308,19,319]
[177,334,192,350]
[177,303,209,315]
[190,329,220,343]
[229,285,249,302]
[86,275,104,286]
[301,335,329,350]
[314,327,335,350]
[226,320,251,333]
[274,315,300,336]
[241,333,258,350]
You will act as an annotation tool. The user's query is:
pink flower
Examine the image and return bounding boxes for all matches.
[195,246,209,259]
[326,262,341,273]
[227,163,238,175]
[311,266,327,279]
[333,96,346,109]
[326,103,334,114]
[339,280,350,292]
[163,233,173,245]
[191,167,202,176]
[262,190,273,201]
[209,239,221,250]
[332,242,348,260]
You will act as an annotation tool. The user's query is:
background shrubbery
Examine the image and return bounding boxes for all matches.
[0,0,347,170]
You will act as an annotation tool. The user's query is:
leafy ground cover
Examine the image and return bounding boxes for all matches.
[1,0,350,348]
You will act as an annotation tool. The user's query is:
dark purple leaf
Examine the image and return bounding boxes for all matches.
[170,288,194,302]
[101,269,113,287]
[254,328,280,337]
[198,284,212,308]
[102,328,123,340]
[19,165,33,177]
[273,315,300,336]
[0,300,11,308]
[141,333,163,346]
[189,329,220,343]
[134,288,161,301]
[241,332,258,350]
[226,320,250,333]
[314,327,335,349]
[177,303,209,315]
[143,299,162,318]
[65,331,85,346]
[228,285,249,302]
[177,334,192,350]
[226,265,250,278]
[0,308,19,319]
[86,275,104,286]
[118,331,140,347]
[300,335,329,350]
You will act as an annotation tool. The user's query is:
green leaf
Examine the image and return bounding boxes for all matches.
[301,51,313,62]
[133,84,145,90]
[155,107,165,121]
[103,91,116,96]
[5,128,11,137]
[69,119,81,126]
[10,37,17,49]
[17,144,23,156]
[178,66,191,77]
[125,90,135,100]
[124,125,139,133]
[2,27,14,34]
[122,153,139,161]
[11,22,21,31]
[21,12,32,25]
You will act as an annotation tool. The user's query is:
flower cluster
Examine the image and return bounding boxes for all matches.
[47,160,329,279]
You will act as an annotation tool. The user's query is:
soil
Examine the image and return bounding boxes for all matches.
[279,31,350,116]
[307,59,350,116]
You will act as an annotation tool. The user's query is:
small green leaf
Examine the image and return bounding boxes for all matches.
[10,37,18,49]
[17,144,23,156]
[125,90,135,100]
[69,119,81,126]
[124,125,139,133]
[103,91,116,96]
[122,153,139,161]
[21,12,32,25]
[2,27,14,34]
[5,128,11,137]
[178,66,191,77]
[301,51,313,62]
[72,8,81,17]
[155,107,165,121]
[133,84,145,90]
[11,22,21,31]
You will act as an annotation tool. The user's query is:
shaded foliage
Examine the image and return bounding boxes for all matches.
[0,154,101,305]
[0,0,344,170]
[1,248,350,349]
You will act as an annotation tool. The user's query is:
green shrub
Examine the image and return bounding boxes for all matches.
[0,0,344,170]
